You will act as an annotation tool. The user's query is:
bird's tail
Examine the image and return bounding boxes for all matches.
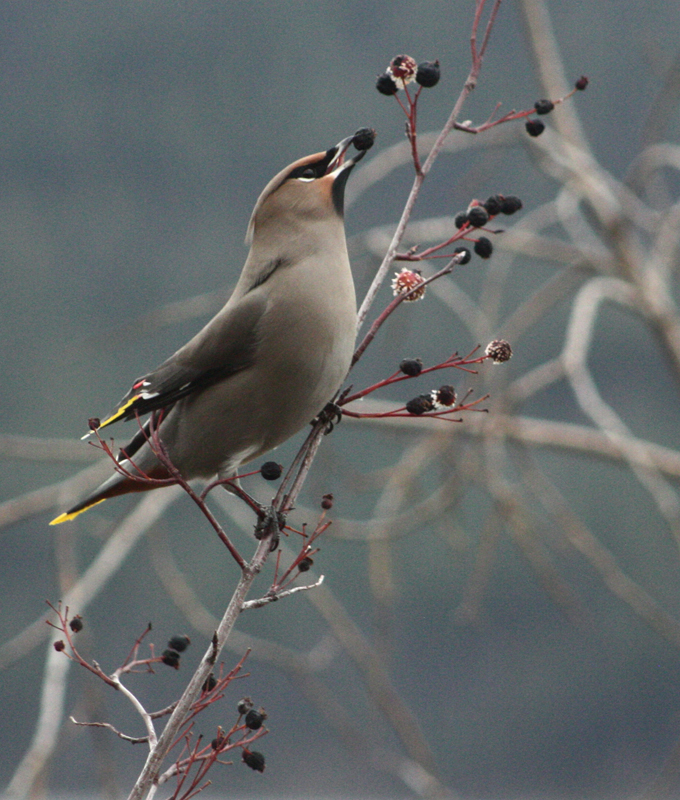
[49,466,170,525]
[50,496,108,525]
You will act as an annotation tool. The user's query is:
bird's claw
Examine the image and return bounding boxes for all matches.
[317,402,343,435]
[254,505,286,551]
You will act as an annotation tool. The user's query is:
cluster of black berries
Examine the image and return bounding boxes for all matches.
[237,697,268,772]
[396,340,513,417]
[235,696,268,730]
[52,614,82,652]
[525,76,588,137]
[453,194,523,260]
[399,358,456,414]
[376,54,441,95]
[208,702,267,771]
[526,98,557,136]
[455,194,523,230]
[211,722,266,772]
[161,634,191,669]
[405,384,457,416]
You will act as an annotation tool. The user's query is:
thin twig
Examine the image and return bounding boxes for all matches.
[356,0,503,331]
[241,576,325,610]
[69,717,149,745]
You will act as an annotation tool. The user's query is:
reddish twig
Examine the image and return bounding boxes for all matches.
[356,0,503,331]
[144,414,247,569]
[267,509,332,593]
[353,253,466,368]
[46,602,118,688]
[453,83,583,134]
[341,347,487,406]
[341,390,491,422]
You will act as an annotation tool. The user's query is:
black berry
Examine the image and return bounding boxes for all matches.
[406,395,435,415]
[212,731,226,750]
[242,750,266,772]
[376,73,398,95]
[534,99,554,115]
[237,697,254,715]
[69,616,83,633]
[167,635,190,652]
[353,127,376,152]
[454,247,471,265]
[525,119,545,137]
[467,206,489,228]
[454,211,469,229]
[500,195,522,215]
[399,358,423,377]
[161,649,180,669]
[260,461,282,481]
[245,709,267,730]
[483,195,503,216]
[321,493,333,510]
[474,237,493,259]
[416,60,440,88]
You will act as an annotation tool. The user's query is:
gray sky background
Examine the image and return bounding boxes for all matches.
[2,1,680,798]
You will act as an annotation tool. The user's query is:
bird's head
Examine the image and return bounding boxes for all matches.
[246,130,374,246]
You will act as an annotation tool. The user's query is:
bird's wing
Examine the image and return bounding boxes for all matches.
[94,291,266,433]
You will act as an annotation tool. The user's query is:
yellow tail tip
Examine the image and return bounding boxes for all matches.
[49,498,106,525]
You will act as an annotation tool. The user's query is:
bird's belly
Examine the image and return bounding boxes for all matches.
[160,315,353,479]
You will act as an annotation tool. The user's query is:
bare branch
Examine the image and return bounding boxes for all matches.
[241,575,325,610]
[69,717,149,745]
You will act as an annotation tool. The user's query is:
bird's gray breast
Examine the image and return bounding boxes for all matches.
[158,249,356,479]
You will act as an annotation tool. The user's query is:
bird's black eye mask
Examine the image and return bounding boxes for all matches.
[275,143,358,215]
[285,148,337,183]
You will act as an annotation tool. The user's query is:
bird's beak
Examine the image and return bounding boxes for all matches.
[325,134,367,176]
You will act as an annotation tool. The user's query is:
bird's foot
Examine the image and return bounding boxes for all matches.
[254,505,286,551]
[316,402,343,435]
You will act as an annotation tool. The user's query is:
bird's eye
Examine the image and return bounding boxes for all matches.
[297,167,316,182]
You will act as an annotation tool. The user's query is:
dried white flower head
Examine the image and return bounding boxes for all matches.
[485,339,513,363]
[392,268,426,302]
[388,55,417,89]
[434,385,456,407]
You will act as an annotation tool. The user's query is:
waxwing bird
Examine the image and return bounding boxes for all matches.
[50,129,375,525]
